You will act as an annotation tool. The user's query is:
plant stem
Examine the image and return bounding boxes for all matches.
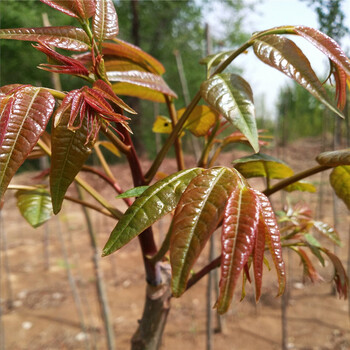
[101,127,131,155]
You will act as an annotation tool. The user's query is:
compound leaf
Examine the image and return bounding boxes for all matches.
[93,0,118,42]
[313,221,341,246]
[40,0,96,19]
[102,168,203,256]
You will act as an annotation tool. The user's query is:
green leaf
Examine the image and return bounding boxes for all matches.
[304,233,321,248]
[199,50,235,72]
[316,149,350,166]
[284,180,316,193]
[293,26,350,77]
[313,221,341,246]
[102,168,203,256]
[0,86,55,200]
[93,0,118,42]
[330,165,350,210]
[0,26,90,51]
[201,73,259,153]
[233,153,294,179]
[50,108,93,214]
[253,35,343,118]
[116,186,149,199]
[215,186,260,314]
[107,71,177,99]
[170,167,239,297]
[16,188,52,228]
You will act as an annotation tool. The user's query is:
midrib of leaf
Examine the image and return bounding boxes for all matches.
[34,192,47,224]
[221,187,243,299]
[0,88,40,186]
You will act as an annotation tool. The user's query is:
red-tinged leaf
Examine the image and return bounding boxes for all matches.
[293,26,350,77]
[294,248,324,283]
[331,62,347,110]
[104,59,148,73]
[322,248,348,299]
[40,0,95,19]
[92,80,136,114]
[93,0,118,42]
[216,186,260,314]
[313,221,341,246]
[316,149,350,166]
[170,167,239,298]
[104,39,165,75]
[111,83,169,103]
[254,190,286,296]
[102,168,204,256]
[0,87,55,200]
[253,217,266,301]
[50,108,94,214]
[107,71,177,99]
[0,96,14,146]
[222,131,269,148]
[253,35,343,119]
[0,26,90,51]
[201,73,259,153]
[330,165,350,210]
[16,188,52,228]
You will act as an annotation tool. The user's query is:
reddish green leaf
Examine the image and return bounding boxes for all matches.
[103,39,165,75]
[294,247,324,283]
[0,26,90,51]
[104,59,148,73]
[216,186,260,314]
[50,107,94,214]
[253,217,266,302]
[253,35,343,118]
[0,86,55,200]
[313,220,341,246]
[170,167,239,297]
[199,50,235,71]
[16,188,52,228]
[293,26,350,77]
[93,0,118,42]
[102,168,203,256]
[284,181,316,193]
[316,149,350,166]
[233,153,294,179]
[107,71,177,99]
[322,248,348,298]
[201,73,259,153]
[255,190,286,296]
[40,0,96,19]
[330,165,350,210]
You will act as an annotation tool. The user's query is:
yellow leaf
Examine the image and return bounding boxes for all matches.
[152,115,173,134]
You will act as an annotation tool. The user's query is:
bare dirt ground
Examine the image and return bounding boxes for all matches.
[1,137,349,350]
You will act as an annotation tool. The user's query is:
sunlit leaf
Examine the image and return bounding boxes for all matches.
[171,167,239,297]
[253,216,266,301]
[104,39,165,75]
[152,116,173,134]
[40,0,96,19]
[233,153,293,179]
[313,221,341,246]
[201,73,259,153]
[107,71,177,99]
[253,35,343,118]
[93,0,118,42]
[222,130,270,148]
[104,59,148,73]
[0,86,55,200]
[330,165,350,210]
[0,26,90,51]
[178,105,217,137]
[102,168,204,256]
[199,50,235,71]
[284,180,316,193]
[216,186,260,314]
[112,83,168,103]
[16,188,52,228]
[316,149,350,166]
[294,247,323,283]
[115,186,149,199]
[50,108,93,214]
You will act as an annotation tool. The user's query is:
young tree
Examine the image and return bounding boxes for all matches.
[0,1,349,349]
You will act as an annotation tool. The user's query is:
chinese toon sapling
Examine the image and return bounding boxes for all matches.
[0,0,349,348]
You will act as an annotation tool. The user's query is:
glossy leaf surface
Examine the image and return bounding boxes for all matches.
[253,35,343,118]
[102,168,203,256]
[0,86,55,199]
[0,26,90,51]
[313,221,341,246]
[171,167,238,297]
[16,188,52,228]
[316,149,350,166]
[216,186,260,314]
[93,0,118,42]
[330,166,350,210]
[40,0,96,19]
[50,108,93,214]
[104,39,165,75]
[112,83,168,103]
[107,71,177,99]
[201,73,259,153]
[233,153,293,179]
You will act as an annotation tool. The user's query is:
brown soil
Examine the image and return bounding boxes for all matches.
[1,138,349,350]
